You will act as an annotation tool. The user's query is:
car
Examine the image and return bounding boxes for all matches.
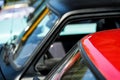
[0,0,120,80]
[45,29,120,80]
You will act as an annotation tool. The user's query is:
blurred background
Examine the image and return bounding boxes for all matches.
[0,0,42,43]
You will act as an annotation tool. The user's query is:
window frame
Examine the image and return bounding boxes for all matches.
[19,7,120,80]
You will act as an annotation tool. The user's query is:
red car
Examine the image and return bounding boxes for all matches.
[45,29,120,80]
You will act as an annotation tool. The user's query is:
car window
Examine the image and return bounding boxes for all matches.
[43,44,97,80]
[0,1,46,44]
[13,12,58,68]
[21,18,119,79]
[32,20,98,78]
[27,0,46,23]
[61,57,96,80]
[60,23,96,35]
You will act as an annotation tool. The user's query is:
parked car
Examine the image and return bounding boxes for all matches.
[45,29,120,80]
[0,0,120,80]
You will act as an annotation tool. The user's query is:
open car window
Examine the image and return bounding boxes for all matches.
[21,18,120,79]
[61,55,96,80]
[44,44,97,80]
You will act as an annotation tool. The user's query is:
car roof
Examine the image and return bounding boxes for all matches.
[81,29,120,80]
[47,0,120,17]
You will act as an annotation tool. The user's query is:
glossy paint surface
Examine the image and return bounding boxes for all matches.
[81,29,120,80]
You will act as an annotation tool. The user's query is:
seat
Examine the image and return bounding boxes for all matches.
[36,42,66,75]
[48,42,66,58]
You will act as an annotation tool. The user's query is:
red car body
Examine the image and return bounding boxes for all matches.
[81,29,120,80]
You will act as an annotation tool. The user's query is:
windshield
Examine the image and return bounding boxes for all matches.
[13,12,58,68]
[4,1,46,44]
[0,17,27,44]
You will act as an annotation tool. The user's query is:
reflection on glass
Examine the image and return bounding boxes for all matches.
[14,13,58,68]
[60,23,96,35]
[46,49,96,80]
[61,58,96,80]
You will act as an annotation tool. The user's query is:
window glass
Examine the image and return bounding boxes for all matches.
[13,12,58,68]
[43,44,97,80]
[60,23,96,35]
[27,1,46,23]
[34,20,98,77]
[61,57,96,80]
[33,21,97,78]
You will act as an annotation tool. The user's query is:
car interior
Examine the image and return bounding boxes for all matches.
[23,17,120,79]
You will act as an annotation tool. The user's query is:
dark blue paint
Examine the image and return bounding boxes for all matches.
[0,51,21,80]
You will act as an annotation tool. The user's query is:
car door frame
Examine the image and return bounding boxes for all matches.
[17,7,120,80]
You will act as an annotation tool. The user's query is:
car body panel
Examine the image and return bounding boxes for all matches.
[81,29,120,80]
[0,54,20,80]
[47,0,120,17]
